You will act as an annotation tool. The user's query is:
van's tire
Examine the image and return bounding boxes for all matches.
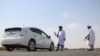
[49,43,54,51]
[27,40,36,51]
[5,46,14,51]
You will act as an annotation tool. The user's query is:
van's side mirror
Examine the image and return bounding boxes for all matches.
[48,36,51,39]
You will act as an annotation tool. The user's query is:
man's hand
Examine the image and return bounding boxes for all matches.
[54,32,59,37]
[84,34,89,40]
[64,38,66,41]
[84,36,87,40]
[54,32,57,36]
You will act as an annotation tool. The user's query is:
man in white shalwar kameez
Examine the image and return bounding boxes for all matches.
[84,26,95,51]
[54,26,66,51]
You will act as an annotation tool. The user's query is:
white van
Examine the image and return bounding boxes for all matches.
[1,27,54,51]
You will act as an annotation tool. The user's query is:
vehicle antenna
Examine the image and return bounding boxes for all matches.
[23,24,25,28]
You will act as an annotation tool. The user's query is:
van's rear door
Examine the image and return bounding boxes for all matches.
[5,27,22,37]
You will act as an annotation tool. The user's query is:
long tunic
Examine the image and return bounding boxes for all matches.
[58,30,66,46]
[87,29,95,45]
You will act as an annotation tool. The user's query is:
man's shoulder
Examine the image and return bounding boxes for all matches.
[90,29,94,32]
[62,30,65,32]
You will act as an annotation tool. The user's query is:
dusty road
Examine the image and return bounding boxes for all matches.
[0,50,100,56]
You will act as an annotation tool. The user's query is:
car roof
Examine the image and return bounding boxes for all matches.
[25,27,41,30]
[5,27,49,36]
[6,27,43,31]
[5,27,39,29]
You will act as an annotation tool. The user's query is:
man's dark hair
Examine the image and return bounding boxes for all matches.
[87,26,91,29]
[59,26,63,28]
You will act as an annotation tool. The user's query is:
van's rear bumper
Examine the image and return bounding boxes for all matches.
[1,37,25,47]
[2,44,26,48]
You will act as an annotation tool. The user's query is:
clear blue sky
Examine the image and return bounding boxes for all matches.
[0,0,100,48]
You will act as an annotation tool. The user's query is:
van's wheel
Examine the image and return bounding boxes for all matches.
[49,43,54,51]
[27,40,36,51]
[5,46,14,51]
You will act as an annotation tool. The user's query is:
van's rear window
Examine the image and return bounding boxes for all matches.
[5,28,22,32]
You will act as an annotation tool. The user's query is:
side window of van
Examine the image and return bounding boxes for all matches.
[41,32,47,39]
[40,31,50,39]
[30,28,41,35]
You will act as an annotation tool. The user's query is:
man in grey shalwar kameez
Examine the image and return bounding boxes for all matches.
[54,26,66,51]
[84,26,95,51]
